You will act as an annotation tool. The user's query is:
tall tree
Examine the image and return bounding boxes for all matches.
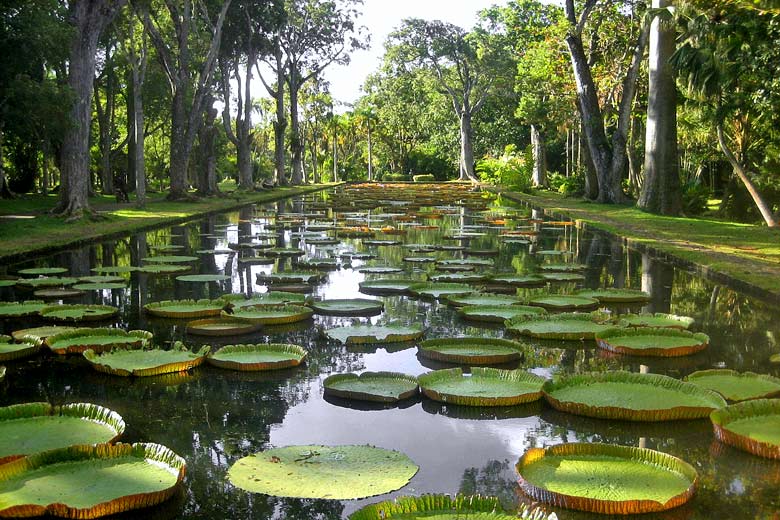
[257,35,288,186]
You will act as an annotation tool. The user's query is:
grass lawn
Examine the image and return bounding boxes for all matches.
[498,189,780,297]
[0,182,333,262]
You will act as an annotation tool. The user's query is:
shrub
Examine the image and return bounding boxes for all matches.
[682,182,711,215]
[476,145,532,192]
[548,172,585,197]
[384,173,410,182]
[412,174,435,182]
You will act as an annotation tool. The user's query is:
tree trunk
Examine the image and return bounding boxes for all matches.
[131,48,146,207]
[310,139,319,184]
[531,124,547,187]
[367,117,373,181]
[222,57,255,190]
[638,0,682,215]
[168,89,190,199]
[627,115,644,197]
[94,69,114,195]
[0,125,14,198]
[197,104,219,196]
[288,74,303,185]
[580,123,599,199]
[458,111,478,182]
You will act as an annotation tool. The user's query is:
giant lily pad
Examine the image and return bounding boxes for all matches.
[710,399,780,459]
[77,276,126,284]
[445,293,521,307]
[428,272,488,283]
[358,279,418,295]
[83,343,210,377]
[325,324,424,345]
[90,265,138,274]
[458,305,547,324]
[33,288,86,299]
[46,328,152,355]
[207,343,308,371]
[186,318,262,336]
[18,267,68,276]
[144,299,226,318]
[311,299,384,317]
[16,277,78,288]
[40,304,119,322]
[596,328,709,357]
[516,443,698,514]
[0,335,40,362]
[539,273,585,283]
[142,255,198,264]
[175,274,230,283]
[539,263,587,272]
[323,372,419,403]
[227,445,418,499]
[542,371,727,421]
[436,258,493,269]
[0,402,125,464]
[358,266,404,274]
[11,326,78,343]
[527,295,600,311]
[71,282,127,291]
[576,288,650,304]
[349,494,554,520]
[0,442,185,518]
[488,274,546,288]
[222,292,306,308]
[0,300,47,318]
[418,337,526,365]
[686,370,780,402]
[619,313,695,330]
[505,313,615,340]
[228,304,313,325]
[137,264,191,275]
[256,271,326,284]
[264,247,305,257]
[408,282,473,300]
[419,367,545,406]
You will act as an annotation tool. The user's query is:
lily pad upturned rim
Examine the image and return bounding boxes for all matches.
[542,370,727,421]
[39,304,120,323]
[175,274,231,283]
[505,312,614,340]
[227,304,314,325]
[310,298,384,317]
[325,324,425,345]
[358,279,419,295]
[417,337,527,365]
[0,367,4,383]
[686,369,780,401]
[0,402,126,464]
[488,274,547,287]
[18,267,69,276]
[527,295,600,311]
[458,304,548,324]
[207,343,308,371]
[186,318,262,336]
[0,442,185,518]
[710,399,780,459]
[575,288,651,303]
[141,255,199,264]
[83,343,211,377]
[444,293,521,307]
[227,444,419,500]
[323,371,419,403]
[515,442,698,514]
[0,336,41,362]
[16,277,79,288]
[418,367,546,407]
[221,291,306,308]
[619,312,695,330]
[408,282,473,300]
[348,494,548,520]
[0,300,48,318]
[11,326,79,343]
[45,328,153,355]
[595,327,710,357]
[144,299,226,319]
[256,271,327,284]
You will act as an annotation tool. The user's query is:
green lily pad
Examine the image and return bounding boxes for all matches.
[710,399,780,459]
[465,248,499,256]
[575,288,650,303]
[528,295,600,311]
[90,265,138,274]
[0,403,125,464]
[33,288,86,299]
[11,326,79,343]
[324,372,419,403]
[341,252,377,260]
[358,279,418,295]
[46,328,152,355]
[306,238,340,245]
[418,337,527,365]
[77,276,126,284]
[0,280,17,288]
[408,282,473,300]
[227,445,418,499]
[349,494,553,520]
[144,299,226,319]
[83,343,210,377]
[16,277,78,288]
[459,305,547,324]
[428,272,488,283]
[0,301,47,318]
[325,324,425,345]
[686,370,780,401]
[516,443,698,514]
[295,258,340,270]
[175,274,230,283]
[539,263,587,272]
[0,443,185,518]
[228,304,313,325]
[362,239,401,246]
[150,245,184,252]
[419,367,546,406]
[542,371,727,421]
[620,313,695,329]
[264,247,305,257]
[197,249,234,256]
[72,282,127,291]
[596,328,709,357]
[207,343,308,371]
[358,266,404,274]
[539,273,585,283]
[311,298,384,317]
[40,304,119,322]
[446,293,522,307]
[222,292,306,308]
[257,271,326,284]
[488,274,546,287]
[186,318,262,336]
[0,336,40,362]
[505,312,615,340]
[403,256,437,264]
[436,258,493,269]
[142,255,198,264]
[237,256,276,266]
[18,267,68,276]
[137,264,192,274]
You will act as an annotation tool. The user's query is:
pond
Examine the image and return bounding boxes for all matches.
[0,183,778,519]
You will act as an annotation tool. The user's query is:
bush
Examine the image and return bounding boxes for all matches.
[412,174,435,182]
[476,145,532,192]
[548,173,585,197]
[682,182,711,215]
[384,173,410,182]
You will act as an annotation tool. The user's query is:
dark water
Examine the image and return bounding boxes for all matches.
[1,186,779,520]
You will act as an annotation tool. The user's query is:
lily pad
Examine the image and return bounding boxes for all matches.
[408,282,473,300]
[137,264,191,274]
[418,337,527,365]
[596,328,709,357]
[0,442,185,518]
[445,293,522,307]
[325,324,424,345]
[0,280,17,288]
[142,255,199,264]
[349,494,553,520]
[505,313,615,340]
[358,279,419,295]
[539,263,587,272]
[228,304,314,325]
[175,274,230,283]
[542,371,727,421]
[686,370,780,401]
[90,265,139,274]
[620,313,695,329]
[264,247,305,257]
[528,295,600,311]
[18,267,68,276]
[575,288,650,303]
[489,274,546,288]
[459,305,547,324]
[358,266,404,274]
[256,271,326,284]
[362,239,401,246]
[295,258,340,270]
[418,367,546,406]
[222,292,306,308]
[0,300,47,318]
[11,326,79,343]
[16,277,79,288]
[710,399,780,459]
[311,298,384,317]
[71,282,127,291]
[186,318,262,336]
[324,372,419,403]
[436,258,493,268]
[0,336,40,362]
[516,443,698,514]
[77,275,126,284]
[428,272,488,283]
[539,273,585,283]
[144,299,227,319]
[227,445,418,499]
[33,288,86,299]
[47,328,152,355]
[0,402,125,464]
[83,343,210,377]
[40,304,119,322]
[207,343,308,371]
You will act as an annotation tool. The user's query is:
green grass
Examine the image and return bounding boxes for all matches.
[499,190,780,295]
[0,185,333,262]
